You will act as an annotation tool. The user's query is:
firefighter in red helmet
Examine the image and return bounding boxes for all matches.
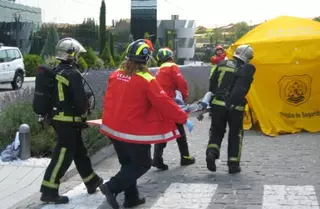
[210,45,227,78]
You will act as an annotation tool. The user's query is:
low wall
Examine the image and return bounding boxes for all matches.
[0,65,211,113]
[150,65,211,102]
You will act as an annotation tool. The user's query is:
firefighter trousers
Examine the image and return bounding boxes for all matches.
[206,105,244,165]
[40,122,100,195]
[106,138,151,199]
[153,124,190,160]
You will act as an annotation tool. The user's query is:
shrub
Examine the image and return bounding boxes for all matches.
[23,54,43,76]
[82,47,97,68]
[78,57,88,71]
[44,56,60,67]
[96,58,104,69]
[0,70,111,157]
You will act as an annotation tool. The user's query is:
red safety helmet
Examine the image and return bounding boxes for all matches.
[215,45,224,51]
[144,39,154,52]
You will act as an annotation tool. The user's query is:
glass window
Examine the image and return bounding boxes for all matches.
[0,50,8,62]
[14,49,21,58]
[6,49,17,61]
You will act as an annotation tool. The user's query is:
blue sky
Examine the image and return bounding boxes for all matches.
[15,0,320,27]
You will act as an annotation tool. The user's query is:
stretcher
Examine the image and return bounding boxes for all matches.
[87,103,211,126]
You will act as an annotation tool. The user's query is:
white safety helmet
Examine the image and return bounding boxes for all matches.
[55,37,86,62]
[233,45,254,63]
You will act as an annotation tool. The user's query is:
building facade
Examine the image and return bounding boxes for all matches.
[157,15,196,60]
[0,0,42,53]
[130,0,157,42]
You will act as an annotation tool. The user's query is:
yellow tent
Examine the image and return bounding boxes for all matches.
[226,16,320,136]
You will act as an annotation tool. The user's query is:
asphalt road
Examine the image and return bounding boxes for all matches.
[0,80,35,98]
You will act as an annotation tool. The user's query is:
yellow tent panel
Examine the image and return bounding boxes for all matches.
[227,16,320,136]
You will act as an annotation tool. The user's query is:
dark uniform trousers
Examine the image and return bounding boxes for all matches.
[153,123,190,159]
[40,122,100,195]
[206,105,244,165]
[106,138,151,200]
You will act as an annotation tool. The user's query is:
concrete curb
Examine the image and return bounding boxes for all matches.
[24,77,35,82]
[8,144,115,209]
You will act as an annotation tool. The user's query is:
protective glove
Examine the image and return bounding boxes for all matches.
[185,119,194,133]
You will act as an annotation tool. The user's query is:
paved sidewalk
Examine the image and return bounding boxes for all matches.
[11,115,320,209]
[0,164,46,209]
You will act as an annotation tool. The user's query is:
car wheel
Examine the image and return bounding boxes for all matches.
[11,72,24,90]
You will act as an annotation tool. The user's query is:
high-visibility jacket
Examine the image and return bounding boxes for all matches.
[100,69,188,144]
[210,53,227,78]
[155,62,188,101]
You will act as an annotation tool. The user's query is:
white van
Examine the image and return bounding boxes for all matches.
[0,43,25,90]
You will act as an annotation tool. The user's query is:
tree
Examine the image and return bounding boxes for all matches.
[211,28,223,44]
[152,39,161,57]
[209,34,214,44]
[234,22,251,40]
[78,18,99,49]
[101,42,115,67]
[99,0,107,55]
[109,32,114,57]
[40,24,60,59]
[168,40,173,50]
[164,29,170,46]
[313,17,320,22]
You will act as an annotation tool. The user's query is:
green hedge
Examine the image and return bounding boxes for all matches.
[23,54,43,76]
[0,99,110,157]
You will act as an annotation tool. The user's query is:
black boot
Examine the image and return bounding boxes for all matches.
[99,183,119,209]
[86,176,104,194]
[123,197,146,208]
[152,157,169,170]
[228,164,241,174]
[123,184,146,208]
[40,194,69,204]
[152,144,168,170]
[206,152,217,172]
[180,156,195,166]
[176,129,195,166]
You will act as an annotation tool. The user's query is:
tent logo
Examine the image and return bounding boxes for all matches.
[278,75,312,106]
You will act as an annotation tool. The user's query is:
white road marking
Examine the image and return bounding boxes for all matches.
[41,182,106,209]
[262,185,320,209]
[150,183,218,209]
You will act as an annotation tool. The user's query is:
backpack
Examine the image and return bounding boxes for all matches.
[32,65,57,116]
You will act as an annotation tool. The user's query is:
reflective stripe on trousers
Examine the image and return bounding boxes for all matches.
[211,99,244,111]
[100,124,180,142]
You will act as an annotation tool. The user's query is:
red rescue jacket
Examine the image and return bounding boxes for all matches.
[155,62,188,101]
[210,53,226,65]
[100,69,188,144]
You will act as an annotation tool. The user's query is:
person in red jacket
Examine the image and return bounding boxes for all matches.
[152,47,196,171]
[210,45,227,78]
[99,39,194,209]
